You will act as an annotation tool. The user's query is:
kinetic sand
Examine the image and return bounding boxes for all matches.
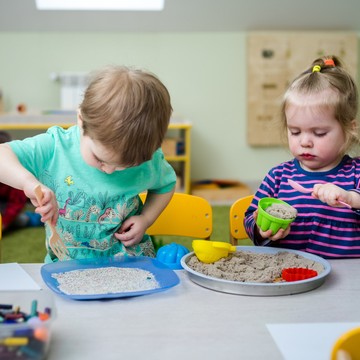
[187,250,323,283]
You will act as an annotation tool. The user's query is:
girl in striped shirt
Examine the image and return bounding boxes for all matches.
[244,55,360,258]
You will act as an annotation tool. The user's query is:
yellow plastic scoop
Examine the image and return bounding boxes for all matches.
[192,240,237,264]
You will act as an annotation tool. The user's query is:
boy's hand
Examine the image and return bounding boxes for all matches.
[114,215,148,247]
[23,184,59,225]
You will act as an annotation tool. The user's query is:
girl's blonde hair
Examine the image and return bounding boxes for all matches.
[281,55,359,152]
[80,65,172,167]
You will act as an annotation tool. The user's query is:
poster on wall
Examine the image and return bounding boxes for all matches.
[247,31,358,146]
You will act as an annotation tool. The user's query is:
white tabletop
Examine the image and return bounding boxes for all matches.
[21,259,360,360]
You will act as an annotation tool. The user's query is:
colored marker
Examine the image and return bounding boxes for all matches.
[0,304,12,310]
[0,337,29,346]
[30,300,38,318]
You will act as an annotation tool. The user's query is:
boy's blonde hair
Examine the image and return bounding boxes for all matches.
[281,55,359,152]
[80,65,172,166]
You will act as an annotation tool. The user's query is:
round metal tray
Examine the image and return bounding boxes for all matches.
[181,246,331,296]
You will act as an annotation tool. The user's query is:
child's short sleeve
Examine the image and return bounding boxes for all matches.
[146,149,176,194]
[9,131,55,178]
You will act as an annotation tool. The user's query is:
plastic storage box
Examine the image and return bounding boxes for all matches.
[0,290,56,359]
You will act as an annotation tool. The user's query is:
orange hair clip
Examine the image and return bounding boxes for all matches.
[324,59,335,66]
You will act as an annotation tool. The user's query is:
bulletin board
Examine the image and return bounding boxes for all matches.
[247,32,358,146]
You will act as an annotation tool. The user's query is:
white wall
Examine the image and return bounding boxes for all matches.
[0,32,310,189]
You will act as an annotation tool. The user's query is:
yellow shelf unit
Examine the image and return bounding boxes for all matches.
[0,114,75,129]
[0,115,192,194]
[165,123,192,194]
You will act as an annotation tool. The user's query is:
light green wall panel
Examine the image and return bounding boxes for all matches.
[0,31,325,188]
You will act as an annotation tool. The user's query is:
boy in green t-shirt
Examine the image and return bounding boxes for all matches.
[0,66,176,262]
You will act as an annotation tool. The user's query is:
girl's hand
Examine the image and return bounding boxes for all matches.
[114,215,148,247]
[260,227,291,242]
[254,209,291,242]
[23,183,59,225]
[312,183,352,208]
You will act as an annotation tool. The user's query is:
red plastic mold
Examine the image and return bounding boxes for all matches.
[282,268,318,282]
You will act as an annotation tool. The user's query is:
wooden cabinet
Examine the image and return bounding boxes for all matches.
[0,115,192,193]
[247,31,358,146]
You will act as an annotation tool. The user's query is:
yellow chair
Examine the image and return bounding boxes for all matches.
[229,195,254,245]
[140,192,212,239]
[331,327,360,360]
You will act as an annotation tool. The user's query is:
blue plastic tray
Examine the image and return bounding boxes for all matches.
[41,256,180,300]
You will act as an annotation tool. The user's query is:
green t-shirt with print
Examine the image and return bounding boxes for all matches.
[10,125,176,262]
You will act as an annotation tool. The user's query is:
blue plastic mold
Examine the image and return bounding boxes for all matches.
[156,243,190,270]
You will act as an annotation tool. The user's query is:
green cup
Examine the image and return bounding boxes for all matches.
[256,198,296,235]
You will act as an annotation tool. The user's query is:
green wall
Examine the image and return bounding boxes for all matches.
[3,31,351,189]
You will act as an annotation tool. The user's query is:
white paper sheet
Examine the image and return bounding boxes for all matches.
[0,263,41,290]
[267,323,360,360]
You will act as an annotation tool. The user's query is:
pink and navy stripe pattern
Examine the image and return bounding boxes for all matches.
[244,155,360,258]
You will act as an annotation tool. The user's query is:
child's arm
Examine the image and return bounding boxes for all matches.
[0,144,37,191]
[0,144,59,224]
[115,189,175,247]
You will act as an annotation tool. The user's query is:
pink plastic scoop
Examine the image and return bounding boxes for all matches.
[288,179,351,209]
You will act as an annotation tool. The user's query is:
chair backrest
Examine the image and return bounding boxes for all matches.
[229,195,254,245]
[140,192,212,239]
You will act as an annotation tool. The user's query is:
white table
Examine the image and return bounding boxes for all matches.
[22,259,360,360]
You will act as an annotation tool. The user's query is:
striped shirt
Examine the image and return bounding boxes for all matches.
[244,155,360,259]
